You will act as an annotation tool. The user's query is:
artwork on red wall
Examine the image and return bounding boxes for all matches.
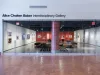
[37,34,42,38]
[36,31,74,42]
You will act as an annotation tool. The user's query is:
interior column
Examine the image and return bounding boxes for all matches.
[51,21,60,53]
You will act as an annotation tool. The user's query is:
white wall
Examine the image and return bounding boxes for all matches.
[84,28,96,45]
[95,27,100,46]
[74,31,77,42]
[74,27,100,46]
[84,29,90,44]
[3,22,36,51]
[89,28,96,44]
[74,30,84,43]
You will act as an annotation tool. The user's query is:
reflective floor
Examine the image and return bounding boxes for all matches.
[4,43,100,54]
[1,55,100,75]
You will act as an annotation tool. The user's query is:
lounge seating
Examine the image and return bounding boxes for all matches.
[34,42,42,48]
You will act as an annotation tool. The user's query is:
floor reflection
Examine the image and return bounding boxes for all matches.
[2,55,100,75]
[4,43,100,54]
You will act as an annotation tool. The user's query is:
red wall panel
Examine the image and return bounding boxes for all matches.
[36,31,74,42]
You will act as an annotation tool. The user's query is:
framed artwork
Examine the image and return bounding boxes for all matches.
[27,34,30,39]
[8,32,12,36]
[16,36,19,40]
[8,38,12,43]
[69,35,72,38]
[37,35,41,38]
[22,34,26,40]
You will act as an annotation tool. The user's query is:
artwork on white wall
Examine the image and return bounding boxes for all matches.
[8,38,12,43]
[32,33,36,36]
[32,33,33,36]
[16,36,19,40]
[22,34,26,40]
[8,32,12,36]
[27,34,30,39]
[33,32,36,36]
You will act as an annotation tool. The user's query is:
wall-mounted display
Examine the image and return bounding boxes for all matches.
[69,35,72,38]
[16,36,19,40]
[32,33,33,36]
[22,34,26,40]
[8,32,12,36]
[8,38,12,43]
[32,33,36,37]
[36,32,74,42]
[38,35,41,38]
[27,34,30,39]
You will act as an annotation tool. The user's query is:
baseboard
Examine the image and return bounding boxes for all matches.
[77,42,100,47]
[3,42,35,52]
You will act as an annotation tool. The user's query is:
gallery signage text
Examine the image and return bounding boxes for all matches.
[2,14,66,18]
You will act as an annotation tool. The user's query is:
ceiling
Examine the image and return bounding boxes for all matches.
[3,20,100,31]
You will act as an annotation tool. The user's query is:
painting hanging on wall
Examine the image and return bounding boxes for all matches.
[27,34,30,39]
[16,36,19,40]
[37,35,41,38]
[8,38,12,43]
[8,32,12,36]
[22,34,26,40]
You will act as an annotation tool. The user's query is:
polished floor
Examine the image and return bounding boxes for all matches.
[1,55,100,75]
[4,43,100,54]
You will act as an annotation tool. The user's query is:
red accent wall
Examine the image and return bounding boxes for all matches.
[36,31,74,42]
[36,32,51,42]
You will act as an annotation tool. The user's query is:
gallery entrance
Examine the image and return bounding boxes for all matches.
[3,20,100,54]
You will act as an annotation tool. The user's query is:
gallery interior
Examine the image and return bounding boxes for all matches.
[3,20,100,54]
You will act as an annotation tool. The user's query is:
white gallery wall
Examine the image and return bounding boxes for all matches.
[84,28,96,44]
[95,27,100,46]
[74,26,100,46]
[74,30,84,43]
[74,31,77,42]
[89,28,96,44]
[3,22,36,51]
[84,29,90,44]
